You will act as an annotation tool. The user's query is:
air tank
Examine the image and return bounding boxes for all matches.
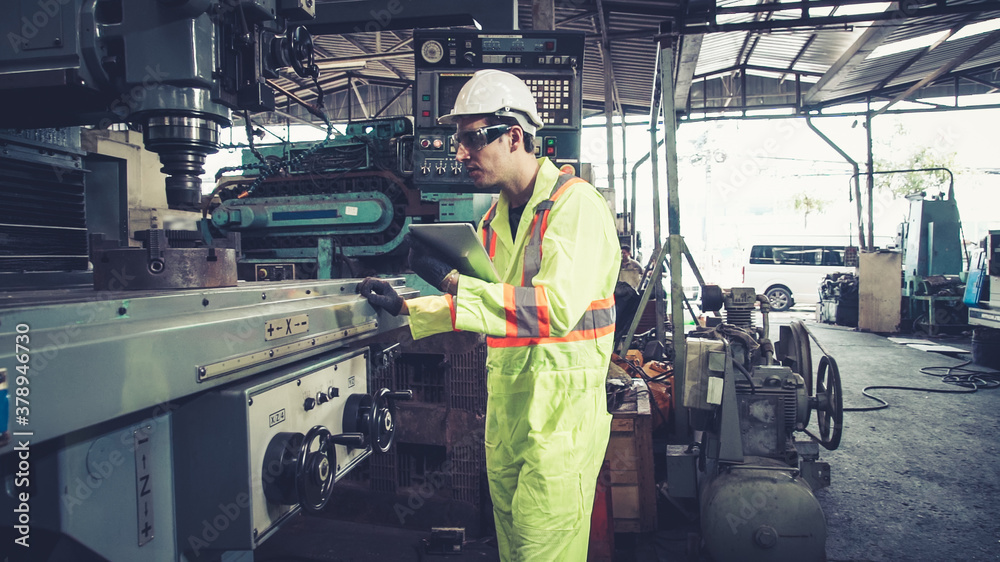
[700,456,826,561]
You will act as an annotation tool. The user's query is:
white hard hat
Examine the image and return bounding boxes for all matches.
[438,69,544,136]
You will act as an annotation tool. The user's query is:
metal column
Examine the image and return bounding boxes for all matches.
[656,25,689,439]
[865,109,875,251]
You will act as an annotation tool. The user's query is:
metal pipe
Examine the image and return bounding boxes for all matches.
[597,0,616,195]
[866,110,875,251]
[266,79,327,122]
[805,116,865,250]
[648,48,665,348]
[621,116,628,241]
[756,294,773,365]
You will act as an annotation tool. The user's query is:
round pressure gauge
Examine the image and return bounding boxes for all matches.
[421,40,444,64]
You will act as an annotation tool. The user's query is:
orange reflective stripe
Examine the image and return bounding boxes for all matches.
[481,202,499,260]
[536,286,550,337]
[487,324,615,348]
[540,177,582,240]
[488,296,615,348]
[504,284,518,337]
[588,297,615,310]
[445,294,457,330]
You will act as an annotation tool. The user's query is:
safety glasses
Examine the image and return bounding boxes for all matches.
[451,124,511,151]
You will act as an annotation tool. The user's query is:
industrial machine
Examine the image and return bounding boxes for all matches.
[0,0,326,212]
[201,28,586,284]
[969,230,1000,326]
[412,29,585,190]
[652,285,843,561]
[211,116,424,281]
[898,187,968,334]
[968,230,1000,368]
[0,2,418,560]
[210,116,495,282]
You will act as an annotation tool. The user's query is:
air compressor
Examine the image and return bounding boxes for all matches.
[664,286,844,561]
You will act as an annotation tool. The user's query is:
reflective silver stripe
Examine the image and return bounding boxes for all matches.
[514,286,542,337]
[521,201,554,287]
[573,305,616,332]
[522,174,576,286]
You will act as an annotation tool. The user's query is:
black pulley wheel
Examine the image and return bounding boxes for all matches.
[295,426,336,513]
[814,355,844,450]
[343,393,375,450]
[790,320,814,398]
[372,388,399,453]
[262,432,303,506]
[701,284,724,312]
[289,26,317,78]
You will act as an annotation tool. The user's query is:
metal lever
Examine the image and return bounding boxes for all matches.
[387,390,413,401]
[328,432,366,449]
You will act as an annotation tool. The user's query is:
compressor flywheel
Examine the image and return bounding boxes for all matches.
[810,355,844,450]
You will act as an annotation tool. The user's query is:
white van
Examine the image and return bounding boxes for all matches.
[742,239,859,311]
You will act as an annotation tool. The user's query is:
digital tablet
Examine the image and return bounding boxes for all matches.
[408,223,500,283]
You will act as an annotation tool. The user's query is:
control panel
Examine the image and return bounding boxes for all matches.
[413,29,585,192]
[173,348,410,554]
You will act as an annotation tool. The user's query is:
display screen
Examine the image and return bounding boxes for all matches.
[481,36,556,53]
[438,74,474,119]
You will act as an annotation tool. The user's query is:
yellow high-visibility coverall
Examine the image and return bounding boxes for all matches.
[406,157,619,561]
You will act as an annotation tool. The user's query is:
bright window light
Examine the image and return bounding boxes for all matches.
[868,30,951,59]
[828,2,891,17]
[948,18,1000,42]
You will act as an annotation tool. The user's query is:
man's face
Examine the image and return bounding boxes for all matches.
[621,248,631,261]
[454,116,512,190]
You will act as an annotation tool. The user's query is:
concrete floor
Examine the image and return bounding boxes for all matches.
[255,311,1000,561]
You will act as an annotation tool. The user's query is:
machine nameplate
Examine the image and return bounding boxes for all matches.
[969,307,1000,328]
[197,321,378,381]
[269,409,286,427]
[264,314,309,341]
[134,426,154,547]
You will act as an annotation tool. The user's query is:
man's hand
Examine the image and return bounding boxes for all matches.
[407,234,456,292]
[357,277,405,316]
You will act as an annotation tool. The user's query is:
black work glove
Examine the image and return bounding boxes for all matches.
[406,234,454,290]
[357,277,404,316]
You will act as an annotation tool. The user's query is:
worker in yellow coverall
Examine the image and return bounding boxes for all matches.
[358,69,619,561]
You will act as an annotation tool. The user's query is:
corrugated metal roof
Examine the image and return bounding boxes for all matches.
[830,20,1000,102]
[267,1,1000,123]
